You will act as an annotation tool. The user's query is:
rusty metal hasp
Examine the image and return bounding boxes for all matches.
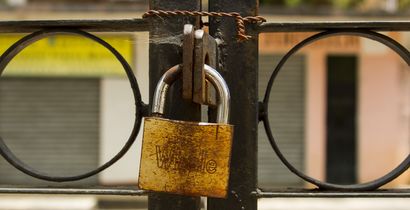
[182,24,217,106]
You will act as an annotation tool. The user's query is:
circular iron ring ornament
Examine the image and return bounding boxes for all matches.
[262,29,410,190]
[0,29,145,182]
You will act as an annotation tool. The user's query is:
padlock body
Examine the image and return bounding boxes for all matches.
[138,117,233,198]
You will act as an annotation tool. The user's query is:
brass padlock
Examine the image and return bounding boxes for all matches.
[138,64,233,198]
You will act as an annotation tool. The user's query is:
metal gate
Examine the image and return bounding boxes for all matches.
[0,0,409,210]
[0,78,100,185]
[258,54,305,188]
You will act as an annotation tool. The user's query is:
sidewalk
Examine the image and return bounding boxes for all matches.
[0,195,409,210]
[258,198,410,210]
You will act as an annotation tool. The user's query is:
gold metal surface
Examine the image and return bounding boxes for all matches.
[138,117,233,198]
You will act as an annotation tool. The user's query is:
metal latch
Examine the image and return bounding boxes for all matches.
[182,24,217,106]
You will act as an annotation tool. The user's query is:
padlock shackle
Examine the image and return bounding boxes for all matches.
[204,64,230,123]
[152,64,230,123]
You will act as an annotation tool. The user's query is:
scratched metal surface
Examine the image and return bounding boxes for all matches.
[139,117,233,198]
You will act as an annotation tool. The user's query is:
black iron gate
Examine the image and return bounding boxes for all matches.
[0,0,409,210]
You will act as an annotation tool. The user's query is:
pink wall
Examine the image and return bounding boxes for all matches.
[305,51,326,183]
[304,38,409,186]
[260,33,409,186]
[359,52,409,186]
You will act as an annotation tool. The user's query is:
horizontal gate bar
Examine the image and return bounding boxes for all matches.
[1,186,408,197]
[0,186,147,196]
[1,20,409,33]
[258,21,410,32]
[253,189,410,198]
[0,19,149,33]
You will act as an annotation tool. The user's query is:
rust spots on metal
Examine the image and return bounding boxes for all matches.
[138,117,233,198]
[163,64,182,85]
[142,10,266,41]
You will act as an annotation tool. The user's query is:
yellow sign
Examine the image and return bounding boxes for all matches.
[0,34,133,77]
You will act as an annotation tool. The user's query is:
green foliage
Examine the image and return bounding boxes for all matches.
[399,0,410,9]
[285,0,302,7]
[306,0,332,6]
[260,0,410,12]
[334,0,364,9]
[260,0,286,5]
[261,0,364,9]
[260,0,331,6]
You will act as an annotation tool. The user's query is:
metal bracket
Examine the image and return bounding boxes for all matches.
[182,24,217,106]
[182,24,195,101]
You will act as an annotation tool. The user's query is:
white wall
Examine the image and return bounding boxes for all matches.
[99,32,149,184]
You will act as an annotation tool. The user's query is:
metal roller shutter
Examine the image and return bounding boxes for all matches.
[258,54,305,188]
[0,78,100,185]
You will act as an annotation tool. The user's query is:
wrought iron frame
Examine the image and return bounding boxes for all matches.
[0,1,409,209]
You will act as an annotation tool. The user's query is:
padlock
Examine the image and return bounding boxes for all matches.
[138,64,233,198]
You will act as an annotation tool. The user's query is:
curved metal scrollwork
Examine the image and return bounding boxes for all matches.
[0,29,147,182]
[261,29,410,190]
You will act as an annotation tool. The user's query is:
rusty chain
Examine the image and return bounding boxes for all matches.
[142,10,266,41]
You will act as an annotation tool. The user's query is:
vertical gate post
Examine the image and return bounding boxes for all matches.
[148,1,201,210]
[208,1,259,210]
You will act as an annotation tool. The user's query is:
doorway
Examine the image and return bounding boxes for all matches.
[326,55,358,184]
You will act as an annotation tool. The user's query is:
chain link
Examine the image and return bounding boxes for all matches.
[142,10,266,41]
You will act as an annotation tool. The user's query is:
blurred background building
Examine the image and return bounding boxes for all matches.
[256,0,410,189]
[0,0,409,209]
